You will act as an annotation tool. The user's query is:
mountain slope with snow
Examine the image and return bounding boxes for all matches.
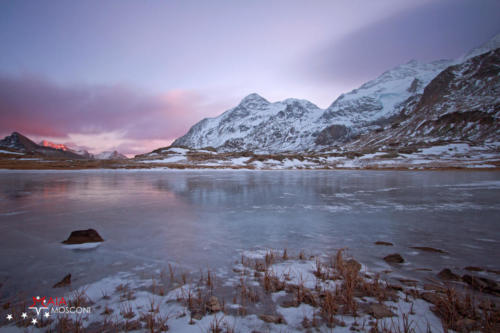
[317,59,451,135]
[94,150,128,160]
[160,34,500,154]
[350,48,500,149]
[40,140,93,159]
[173,94,324,151]
[0,132,85,159]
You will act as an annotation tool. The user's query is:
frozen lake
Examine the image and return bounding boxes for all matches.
[1,170,499,300]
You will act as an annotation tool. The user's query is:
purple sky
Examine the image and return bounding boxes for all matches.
[0,0,499,155]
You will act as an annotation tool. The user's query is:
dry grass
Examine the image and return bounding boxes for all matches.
[208,314,236,333]
[237,277,259,305]
[175,269,224,321]
[2,150,498,171]
[68,288,93,308]
[430,287,500,332]
[282,248,288,260]
[116,283,136,301]
[262,269,285,293]
[120,302,135,319]
[3,248,500,332]
[139,311,169,332]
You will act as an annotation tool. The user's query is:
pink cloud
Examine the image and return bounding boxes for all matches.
[0,74,227,154]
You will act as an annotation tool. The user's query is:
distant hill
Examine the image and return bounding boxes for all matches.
[0,132,127,160]
[0,132,85,159]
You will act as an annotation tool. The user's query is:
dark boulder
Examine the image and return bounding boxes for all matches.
[375,241,394,246]
[62,229,104,244]
[411,246,447,254]
[462,275,500,296]
[383,254,404,264]
[437,268,461,281]
[464,266,483,272]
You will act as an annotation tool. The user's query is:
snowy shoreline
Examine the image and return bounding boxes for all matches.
[1,248,499,332]
[0,166,499,173]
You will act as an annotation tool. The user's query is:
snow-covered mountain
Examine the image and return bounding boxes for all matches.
[39,140,93,159]
[0,132,85,159]
[94,150,128,160]
[171,33,500,152]
[173,94,323,151]
[461,33,500,61]
[315,59,452,144]
[0,133,128,160]
[38,139,128,160]
[350,48,500,149]
[40,140,71,151]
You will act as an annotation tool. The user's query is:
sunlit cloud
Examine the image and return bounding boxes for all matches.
[0,74,229,155]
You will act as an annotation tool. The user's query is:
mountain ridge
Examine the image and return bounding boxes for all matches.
[0,132,127,160]
[0,132,85,159]
[171,33,500,153]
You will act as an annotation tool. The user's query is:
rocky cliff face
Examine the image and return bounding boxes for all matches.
[349,48,500,150]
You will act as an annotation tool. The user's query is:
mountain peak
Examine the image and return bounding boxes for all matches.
[239,93,270,107]
[405,59,419,66]
[464,32,500,60]
[40,140,71,151]
[95,150,127,160]
[11,131,25,139]
[0,132,38,151]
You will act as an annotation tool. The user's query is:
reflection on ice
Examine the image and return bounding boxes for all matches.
[0,170,499,302]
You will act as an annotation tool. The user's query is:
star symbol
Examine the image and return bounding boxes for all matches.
[44,312,50,318]
[6,314,13,321]
[21,312,28,319]
[31,318,37,325]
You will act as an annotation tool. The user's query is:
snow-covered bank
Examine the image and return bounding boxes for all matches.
[132,142,500,170]
[1,249,498,332]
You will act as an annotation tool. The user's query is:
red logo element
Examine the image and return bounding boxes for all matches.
[30,296,46,308]
[29,296,67,316]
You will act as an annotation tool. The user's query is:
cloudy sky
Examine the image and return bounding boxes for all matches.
[0,0,499,155]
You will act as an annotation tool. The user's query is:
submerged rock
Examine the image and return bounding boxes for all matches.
[487,269,500,275]
[462,275,500,296]
[383,253,404,264]
[464,266,484,272]
[375,241,394,246]
[437,268,460,281]
[53,274,71,288]
[62,229,104,244]
[411,246,447,254]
